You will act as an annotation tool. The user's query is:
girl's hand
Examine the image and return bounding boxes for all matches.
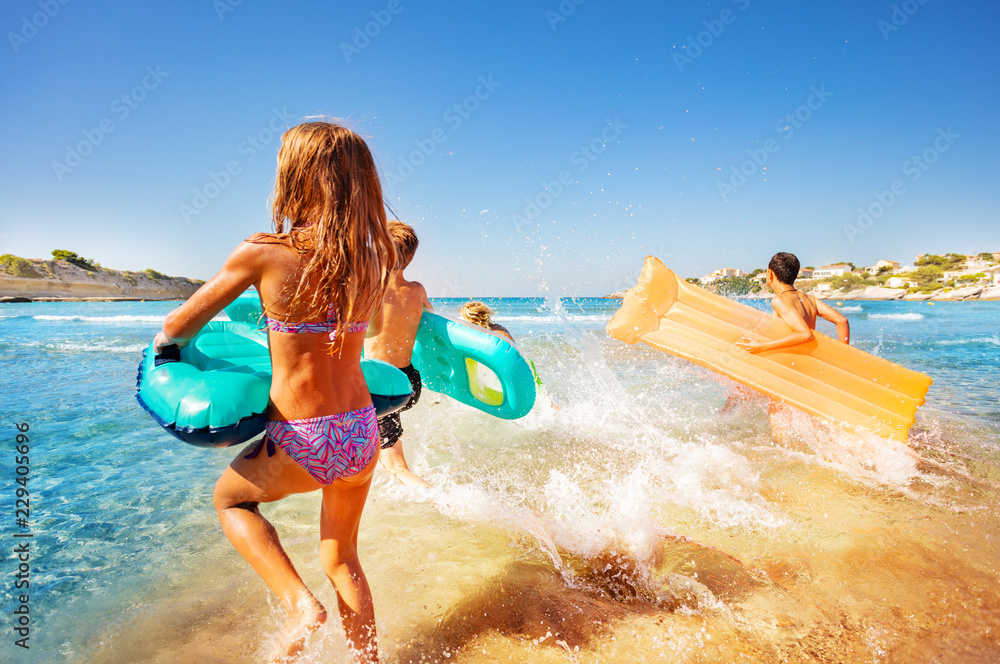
[154,332,188,354]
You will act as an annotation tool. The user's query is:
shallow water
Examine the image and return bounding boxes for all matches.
[1,298,998,663]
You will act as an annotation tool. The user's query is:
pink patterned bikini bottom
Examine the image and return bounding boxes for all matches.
[245,405,379,484]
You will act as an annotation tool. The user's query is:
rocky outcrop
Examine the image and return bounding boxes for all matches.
[813,284,1000,301]
[979,285,1000,300]
[930,285,986,301]
[812,286,907,301]
[0,258,201,300]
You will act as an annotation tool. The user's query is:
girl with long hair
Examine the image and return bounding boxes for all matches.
[153,121,395,663]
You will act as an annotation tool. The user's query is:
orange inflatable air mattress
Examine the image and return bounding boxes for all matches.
[607,257,932,442]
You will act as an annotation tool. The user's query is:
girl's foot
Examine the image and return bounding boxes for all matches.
[268,596,327,663]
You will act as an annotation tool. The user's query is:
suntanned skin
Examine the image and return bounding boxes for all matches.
[733,267,850,443]
[364,271,432,367]
[364,268,433,488]
[154,238,384,664]
[737,268,850,353]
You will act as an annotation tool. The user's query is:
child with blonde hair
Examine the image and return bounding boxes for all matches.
[459,301,514,343]
[155,122,393,663]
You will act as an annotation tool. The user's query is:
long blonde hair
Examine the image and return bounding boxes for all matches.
[270,122,396,351]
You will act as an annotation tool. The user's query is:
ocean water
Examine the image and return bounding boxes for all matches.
[1,297,999,663]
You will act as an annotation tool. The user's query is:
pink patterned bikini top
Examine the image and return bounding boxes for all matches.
[243,234,369,339]
[264,303,368,338]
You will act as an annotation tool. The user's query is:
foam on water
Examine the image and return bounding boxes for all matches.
[937,335,1000,346]
[33,314,168,323]
[868,312,925,321]
[494,313,612,323]
[16,339,148,353]
[4,298,1000,663]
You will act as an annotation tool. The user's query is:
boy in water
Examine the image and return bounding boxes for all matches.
[737,252,850,353]
[365,221,432,488]
[735,252,851,433]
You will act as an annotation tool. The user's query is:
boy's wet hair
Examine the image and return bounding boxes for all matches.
[768,252,800,285]
[387,220,418,269]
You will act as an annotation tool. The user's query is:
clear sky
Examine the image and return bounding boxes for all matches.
[1,0,998,296]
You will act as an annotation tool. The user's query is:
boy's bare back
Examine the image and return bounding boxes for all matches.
[365,273,432,368]
[772,289,819,329]
[738,252,850,354]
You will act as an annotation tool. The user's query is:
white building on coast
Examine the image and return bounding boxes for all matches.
[701,267,743,284]
[812,264,852,278]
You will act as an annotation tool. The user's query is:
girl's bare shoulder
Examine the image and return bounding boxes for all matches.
[245,232,291,246]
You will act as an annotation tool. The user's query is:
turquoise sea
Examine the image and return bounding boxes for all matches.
[1,297,998,663]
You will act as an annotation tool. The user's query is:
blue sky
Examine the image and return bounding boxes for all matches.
[1,0,998,296]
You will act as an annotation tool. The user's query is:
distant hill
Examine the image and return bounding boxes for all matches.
[0,254,202,301]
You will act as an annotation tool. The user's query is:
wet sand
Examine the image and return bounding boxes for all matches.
[81,416,1000,664]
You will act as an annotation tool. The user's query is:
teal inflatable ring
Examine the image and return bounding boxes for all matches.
[225,290,266,326]
[411,312,536,420]
[220,293,538,420]
[136,321,413,448]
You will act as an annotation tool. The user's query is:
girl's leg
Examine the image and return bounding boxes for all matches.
[320,451,379,663]
[213,441,325,661]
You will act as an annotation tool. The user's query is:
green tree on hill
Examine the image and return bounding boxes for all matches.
[51,249,98,271]
[911,264,944,288]
[829,273,874,292]
[0,253,43,278]
[916,253,964,270]
[979,252,995,262]
[716,276,753,297]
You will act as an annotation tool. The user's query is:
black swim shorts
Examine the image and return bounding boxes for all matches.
[378,364,422,449]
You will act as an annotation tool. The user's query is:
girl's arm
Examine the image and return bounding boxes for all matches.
[154,242,260,353]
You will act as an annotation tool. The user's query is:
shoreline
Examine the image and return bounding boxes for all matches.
[0,256,202,302]
[604,285,1000,302]
[0,296,186,303]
